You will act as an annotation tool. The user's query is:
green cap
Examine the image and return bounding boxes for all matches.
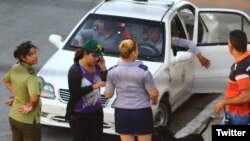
[83,40,104,56]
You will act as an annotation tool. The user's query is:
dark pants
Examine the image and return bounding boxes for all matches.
[9,117,41,141]
[69,109,103,141]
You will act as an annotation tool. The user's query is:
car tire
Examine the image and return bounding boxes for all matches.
[154,96,172,127]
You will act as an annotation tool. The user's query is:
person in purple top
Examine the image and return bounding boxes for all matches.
[65,40,107,141]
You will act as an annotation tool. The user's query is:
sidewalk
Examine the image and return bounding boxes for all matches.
[175,94,224,141]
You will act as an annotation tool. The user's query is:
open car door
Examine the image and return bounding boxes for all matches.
[192,8,250,93]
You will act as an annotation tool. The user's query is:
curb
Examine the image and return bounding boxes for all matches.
[174,94,224,138]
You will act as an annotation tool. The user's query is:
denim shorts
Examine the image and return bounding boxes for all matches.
[222,112,250,125]
[115,107,154,134]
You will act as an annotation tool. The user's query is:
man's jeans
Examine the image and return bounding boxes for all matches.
[222,112,250,125]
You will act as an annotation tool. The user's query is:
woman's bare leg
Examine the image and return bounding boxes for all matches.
[137,134,152,141]
[120,134,135,141]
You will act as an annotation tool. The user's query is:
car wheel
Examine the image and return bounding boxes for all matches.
[154,96,171,127]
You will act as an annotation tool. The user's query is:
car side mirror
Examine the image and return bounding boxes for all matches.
[171,51,193,64]
[49,34,64,49]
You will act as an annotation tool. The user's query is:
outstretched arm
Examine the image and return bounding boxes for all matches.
[172,37,210,68]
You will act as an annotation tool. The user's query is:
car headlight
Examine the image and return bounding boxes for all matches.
[38,76,56,99]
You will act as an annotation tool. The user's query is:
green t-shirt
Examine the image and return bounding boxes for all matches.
[4,62,42,124]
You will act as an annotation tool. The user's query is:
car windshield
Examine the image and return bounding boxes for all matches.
[64,14,165,62]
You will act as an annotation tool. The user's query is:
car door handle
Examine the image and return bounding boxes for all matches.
[164,67,172,82]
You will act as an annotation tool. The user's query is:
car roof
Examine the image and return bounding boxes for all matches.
[94,0,183,21]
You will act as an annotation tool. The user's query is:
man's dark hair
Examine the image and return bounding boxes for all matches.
[229,30,247,52]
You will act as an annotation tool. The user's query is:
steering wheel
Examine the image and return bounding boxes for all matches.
[137,42,161,56]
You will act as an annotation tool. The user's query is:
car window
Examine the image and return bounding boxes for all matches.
[171,16,187,39]
[65,14,165,62]
[198,12,250,45]
[171,15,188,56]
[178,8,195,40]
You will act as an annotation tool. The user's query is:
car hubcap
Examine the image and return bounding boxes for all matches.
[154,103,168,127]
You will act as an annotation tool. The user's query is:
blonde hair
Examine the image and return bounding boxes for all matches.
[119,39,137,59]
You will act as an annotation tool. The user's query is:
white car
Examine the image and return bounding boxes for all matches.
[38,0,250,134]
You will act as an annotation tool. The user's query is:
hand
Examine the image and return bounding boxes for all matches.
[151,96,158,105]
[97,57,106,71]
[147,88,159,105]
[18,103,33,115]
[214,99,226,114]
[151,99,158,105]
[4,97,14,106]
[93,81,106,89]
[197,53,210,69]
